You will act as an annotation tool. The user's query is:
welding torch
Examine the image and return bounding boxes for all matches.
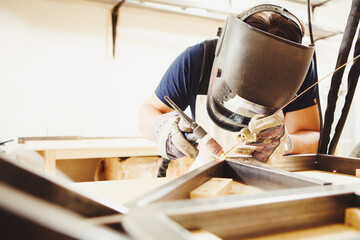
[157,96,224,177]
[164,96,224,157]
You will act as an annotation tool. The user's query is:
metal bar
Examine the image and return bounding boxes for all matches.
[268,154,317,171]
[153,184,359,239]
[0,183,129,240]
[0,156,127,217]
[164,96,194,126]
[224,158,331,190]
[123,209,192,240]
[316,154,360,175]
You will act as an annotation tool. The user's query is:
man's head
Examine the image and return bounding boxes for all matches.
[206,4,314,132]
[241,11,305,44]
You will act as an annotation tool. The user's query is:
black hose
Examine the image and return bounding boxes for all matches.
[157,158,171,177]
[329,27,360,154]
[318,0,360,154]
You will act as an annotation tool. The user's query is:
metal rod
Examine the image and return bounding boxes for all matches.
[164,96,194,127]
[274,53,360,115]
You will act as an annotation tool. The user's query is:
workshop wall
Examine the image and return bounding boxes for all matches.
[1,0,359,156]
[0,0,221,139]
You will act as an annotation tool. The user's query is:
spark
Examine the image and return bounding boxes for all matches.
[220,141,242,159]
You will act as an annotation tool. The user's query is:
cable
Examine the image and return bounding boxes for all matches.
[157,158,171,177]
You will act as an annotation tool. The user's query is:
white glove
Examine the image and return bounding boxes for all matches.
[235,112,288,164]
[151,112,199,160]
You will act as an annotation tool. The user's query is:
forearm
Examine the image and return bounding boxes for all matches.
[138,104,163,141]
[288,130,320,154]
[284,105,321,155]
[138,93,174,141]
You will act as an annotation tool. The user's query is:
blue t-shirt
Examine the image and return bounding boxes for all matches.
[155,41,318,120]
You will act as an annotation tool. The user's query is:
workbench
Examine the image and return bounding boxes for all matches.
[19,136,159,177]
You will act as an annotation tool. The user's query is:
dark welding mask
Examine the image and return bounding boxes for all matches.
[207,4,314,132]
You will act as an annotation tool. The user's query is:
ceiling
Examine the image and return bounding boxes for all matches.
[90,0,350,42]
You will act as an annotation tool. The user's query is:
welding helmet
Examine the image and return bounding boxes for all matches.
[207,4,314,132]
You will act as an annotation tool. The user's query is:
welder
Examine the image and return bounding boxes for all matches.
[138,4,321,170]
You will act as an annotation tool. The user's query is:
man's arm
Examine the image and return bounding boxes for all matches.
[284,104,321,154]
[138,93,173,141]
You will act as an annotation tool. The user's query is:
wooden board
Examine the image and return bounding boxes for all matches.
[19,137,160,177]
[22,138,154,149]
[345,208,360,229]
[189,177,264,199]
[190,178,233,199]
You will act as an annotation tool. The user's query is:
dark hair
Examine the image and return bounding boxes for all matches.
[238,11,304,44]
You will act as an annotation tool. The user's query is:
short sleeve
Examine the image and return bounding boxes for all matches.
[155,43,204,114]
[283,60,318,113]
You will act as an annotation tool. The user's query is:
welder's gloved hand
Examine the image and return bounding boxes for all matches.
[235,112,287,164]
[151,111,199,160]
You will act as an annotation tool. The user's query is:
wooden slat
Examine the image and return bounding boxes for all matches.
[190,178,232,199]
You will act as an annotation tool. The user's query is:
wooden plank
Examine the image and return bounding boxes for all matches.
[190,178,232,199]
[53,147,159,160]
[356,169,360,178]
[43,150,56,176]
[345,208,360,229]
[22,138,157,151]
[21,137,159,179]
[23,138,159,159]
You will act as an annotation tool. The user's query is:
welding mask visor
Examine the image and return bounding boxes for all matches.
[207,14,314,132]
